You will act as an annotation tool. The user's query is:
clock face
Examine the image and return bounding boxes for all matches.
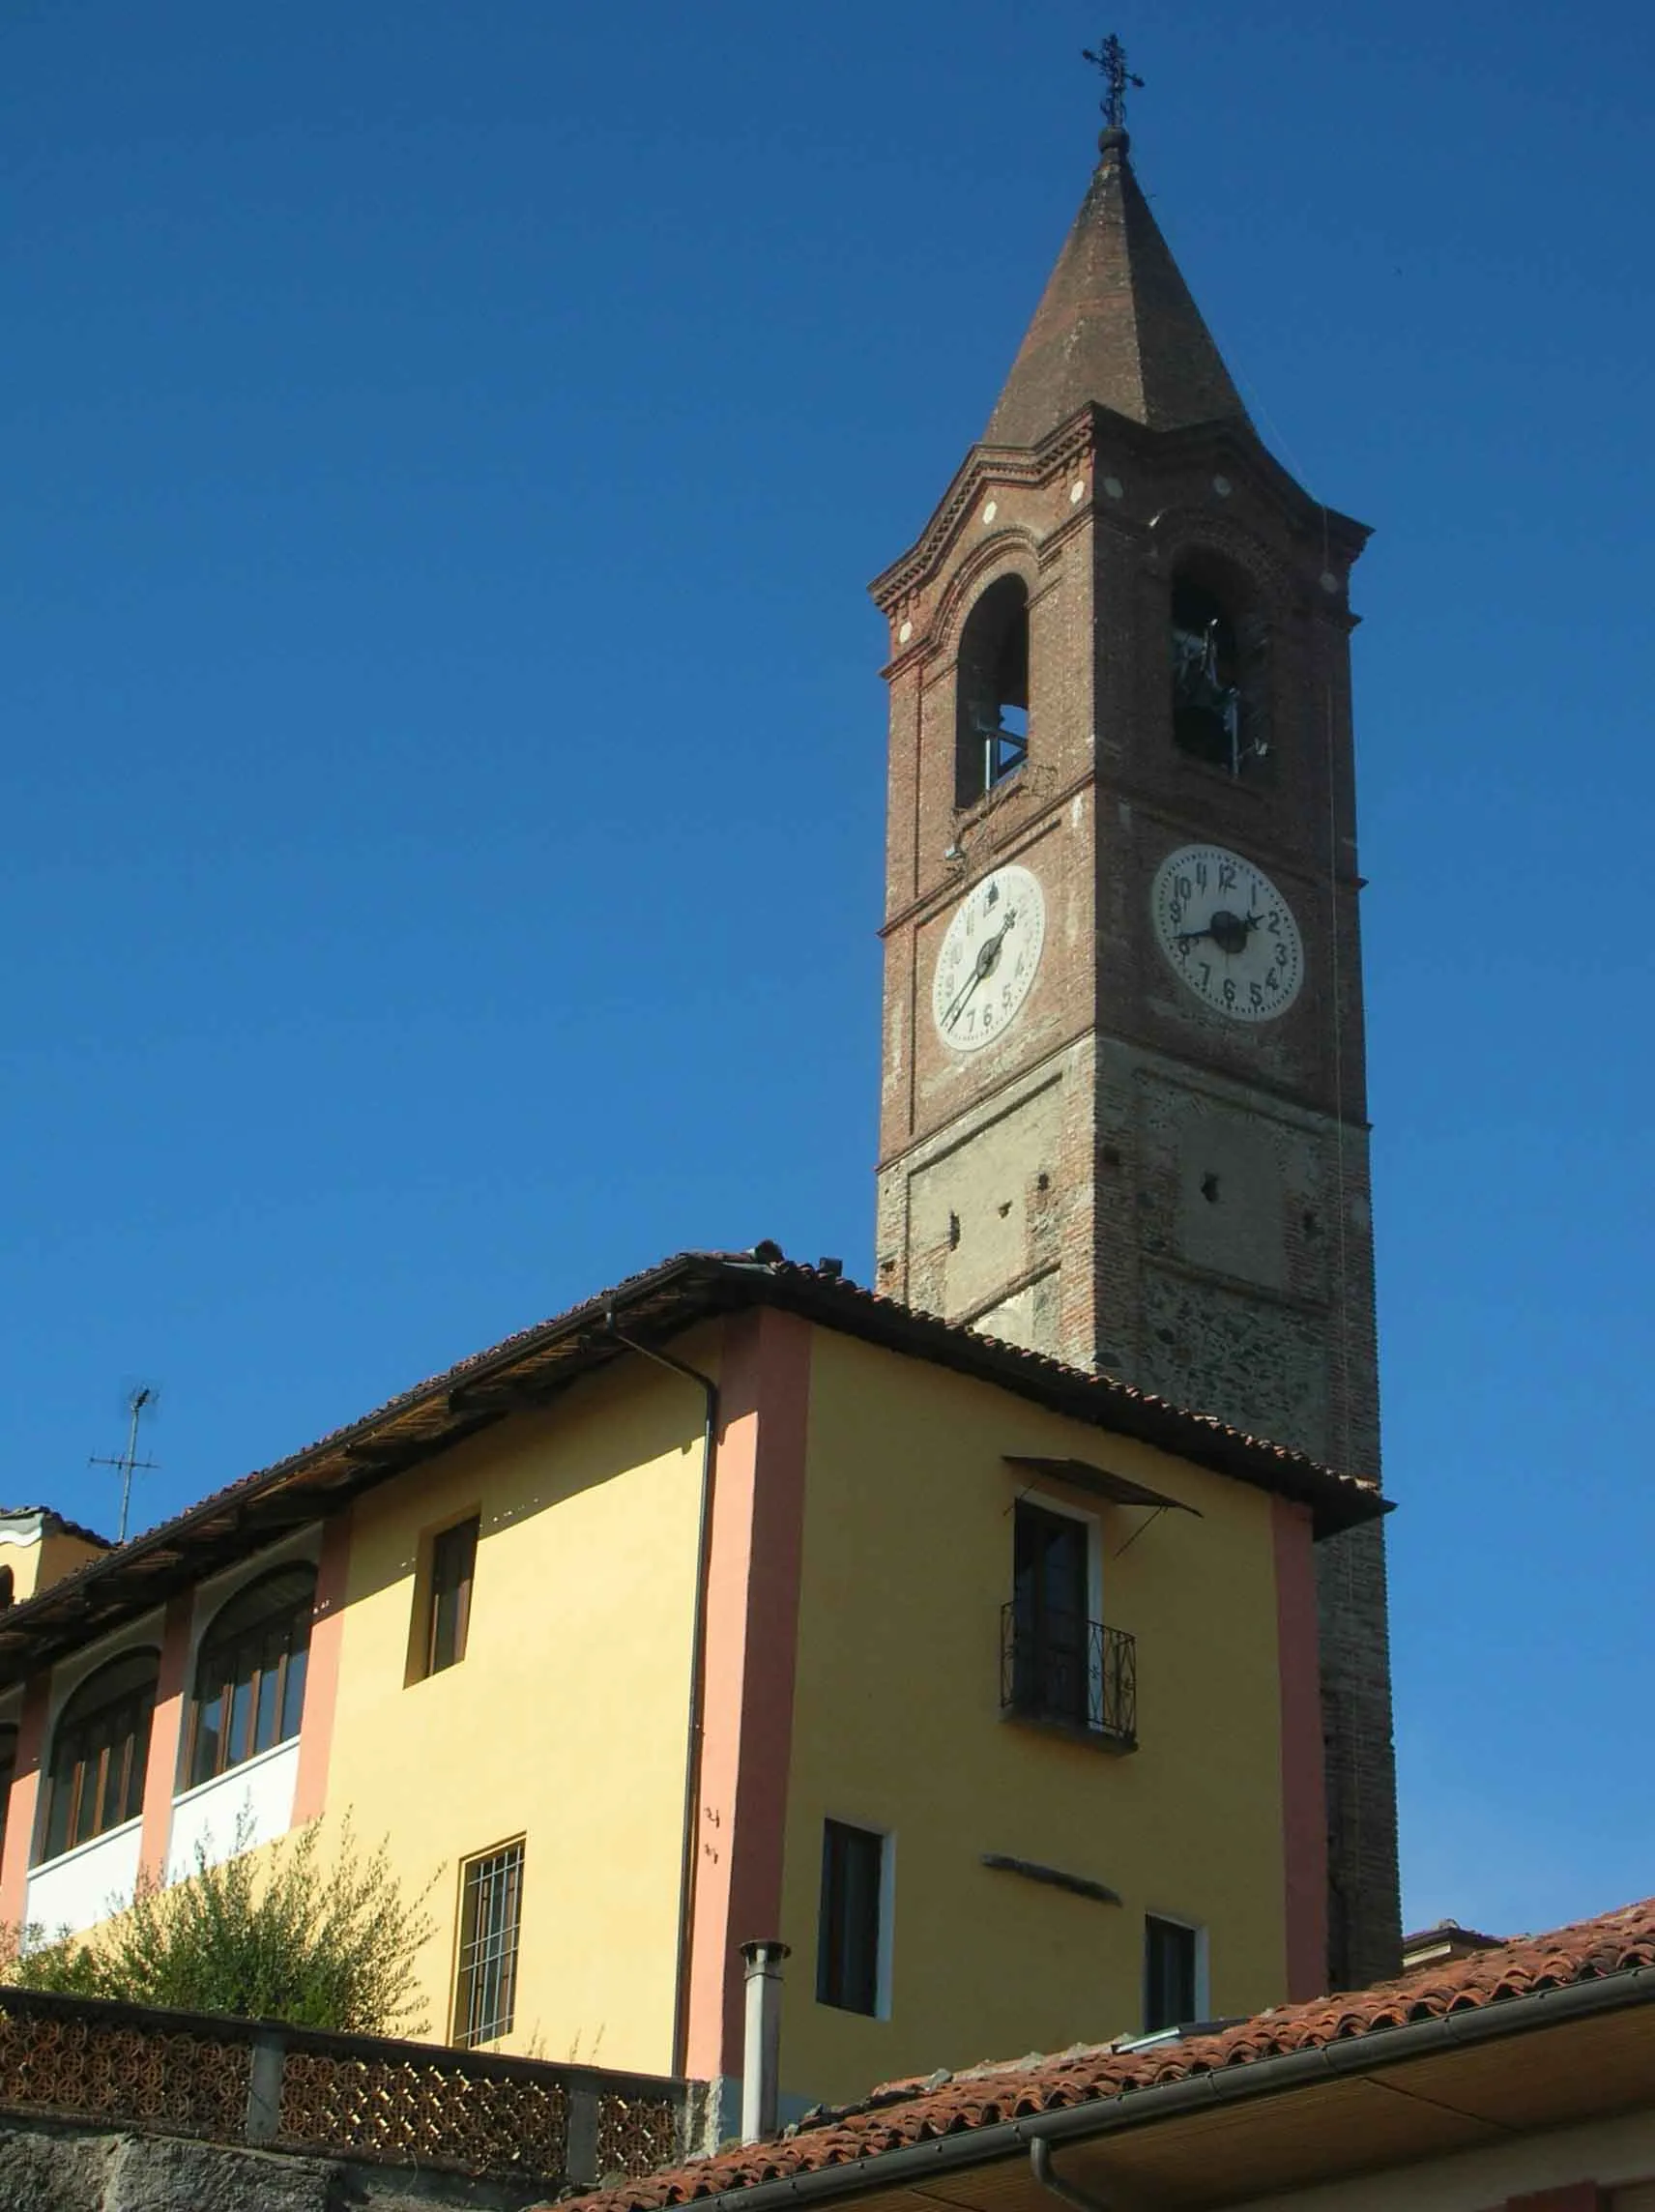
[932,863,1046,1052]
[1151,843,1304,1022]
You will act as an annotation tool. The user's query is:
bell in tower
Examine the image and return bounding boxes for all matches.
[870,45,1399,1994]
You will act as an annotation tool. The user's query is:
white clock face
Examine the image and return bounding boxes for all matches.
[1151,843,1304,1022]
[932,863,1046,1052]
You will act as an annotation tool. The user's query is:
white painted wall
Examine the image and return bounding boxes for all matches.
[25,1817,143,1937]
[165,1736,300,1884]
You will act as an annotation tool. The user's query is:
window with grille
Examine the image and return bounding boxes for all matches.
[421,1516,479,1677]
[817,1819,886,2016]
[1145,1914,1200,2033]
[452,1841,524,2048]
[186,1563,316,1789]
[40,1649,160,1862]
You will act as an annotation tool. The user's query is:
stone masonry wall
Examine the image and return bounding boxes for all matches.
[0,2117,543,2212]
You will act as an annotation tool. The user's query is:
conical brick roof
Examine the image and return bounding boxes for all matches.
[985,129,1249,446]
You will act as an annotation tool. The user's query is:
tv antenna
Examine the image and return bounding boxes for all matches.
[90,1384,160,1543]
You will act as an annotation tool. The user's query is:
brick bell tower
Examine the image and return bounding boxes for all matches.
[870,66,1400,1992]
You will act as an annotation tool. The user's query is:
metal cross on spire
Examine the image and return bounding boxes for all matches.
[1081,32,1144,133]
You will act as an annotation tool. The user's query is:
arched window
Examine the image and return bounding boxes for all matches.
[40,1649,159,1861]
[0,1566,15,1609]
[1170,570,1269,775]
[955,575,1030,807]
[186,1565,315,1790]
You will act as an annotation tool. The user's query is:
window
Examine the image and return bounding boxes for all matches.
[186,1564,316,1789]
[1170,571,1269,775]
[1001,1498,1137,1742]
[40,1649,160,1862]
[452,1840,524,2048]
[1145,1914,1199,2033]
[0,1566,14,1610]
[1009,1499,1091,1724]
[421,1516,479,1677]
[817,1819,886,2016]
[955,575,1030,806]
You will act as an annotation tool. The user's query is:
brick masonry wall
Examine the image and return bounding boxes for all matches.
[873,404,1400,1992]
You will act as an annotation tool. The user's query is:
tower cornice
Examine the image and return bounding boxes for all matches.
[871,404,1369,627]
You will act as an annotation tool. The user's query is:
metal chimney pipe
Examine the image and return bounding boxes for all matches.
[739,1939,790,2144]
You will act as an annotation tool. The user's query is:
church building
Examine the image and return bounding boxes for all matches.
[870,55,1398,1990]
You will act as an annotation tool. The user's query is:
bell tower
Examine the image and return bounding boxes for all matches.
[870,69,1399,1991]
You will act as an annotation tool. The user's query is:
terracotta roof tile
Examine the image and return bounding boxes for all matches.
[559,1896,1655,2212]
[0,1247,1383,1681]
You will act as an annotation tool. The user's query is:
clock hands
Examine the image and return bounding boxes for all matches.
[942,905,1020,1031]
[1176,907,1261,957]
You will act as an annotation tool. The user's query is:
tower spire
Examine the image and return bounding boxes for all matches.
[983,45,1249,448]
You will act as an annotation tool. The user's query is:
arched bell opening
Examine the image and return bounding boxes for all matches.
[955,575,1031,808]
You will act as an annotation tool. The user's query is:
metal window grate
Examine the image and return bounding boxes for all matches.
[453,1843,524,2050]
[1000,1602,1137,1745]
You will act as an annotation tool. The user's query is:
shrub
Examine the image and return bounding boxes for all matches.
[3,1816,439,2036]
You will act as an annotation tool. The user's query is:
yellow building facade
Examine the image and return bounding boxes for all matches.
[0,1251,1380,2120]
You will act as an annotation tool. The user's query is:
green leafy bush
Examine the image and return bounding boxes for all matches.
[3,1816,439,2036]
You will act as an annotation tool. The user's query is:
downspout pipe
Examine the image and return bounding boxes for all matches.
[1028,2137,1112,2212]
[603,1311,720,2081]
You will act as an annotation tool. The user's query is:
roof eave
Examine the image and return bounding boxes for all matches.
[0,1252,1382,1686]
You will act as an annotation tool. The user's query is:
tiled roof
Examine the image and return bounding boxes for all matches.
[0,1245,1383,1684]
[561,1896,1655,2212]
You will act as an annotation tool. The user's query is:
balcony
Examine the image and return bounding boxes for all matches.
[1000,1603,1137,1751]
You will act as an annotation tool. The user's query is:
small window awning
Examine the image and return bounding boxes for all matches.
[1004,1456,1202,1517]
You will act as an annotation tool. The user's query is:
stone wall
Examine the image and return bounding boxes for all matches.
[0,2117,541,2212]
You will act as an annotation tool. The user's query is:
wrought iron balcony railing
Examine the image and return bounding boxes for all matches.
[1000,1602,1137,1749]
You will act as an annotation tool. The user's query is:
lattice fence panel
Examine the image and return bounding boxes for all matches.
[277,2049,569,2179]
[0,2010,249,2140]
[596,2086,682,2178]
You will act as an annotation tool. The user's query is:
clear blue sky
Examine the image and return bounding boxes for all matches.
[4,0,1650,1947]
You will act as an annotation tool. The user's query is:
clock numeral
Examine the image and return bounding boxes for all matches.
[1218,859,1237,890]
[1199,961,1211,988]
[1222,977,1236,1007]
[1250,981,1263,1008]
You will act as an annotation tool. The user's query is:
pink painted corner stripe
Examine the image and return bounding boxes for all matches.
[137,1590,196,1883]
[683,1307,812,2083]
[291,1508,353,1826]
